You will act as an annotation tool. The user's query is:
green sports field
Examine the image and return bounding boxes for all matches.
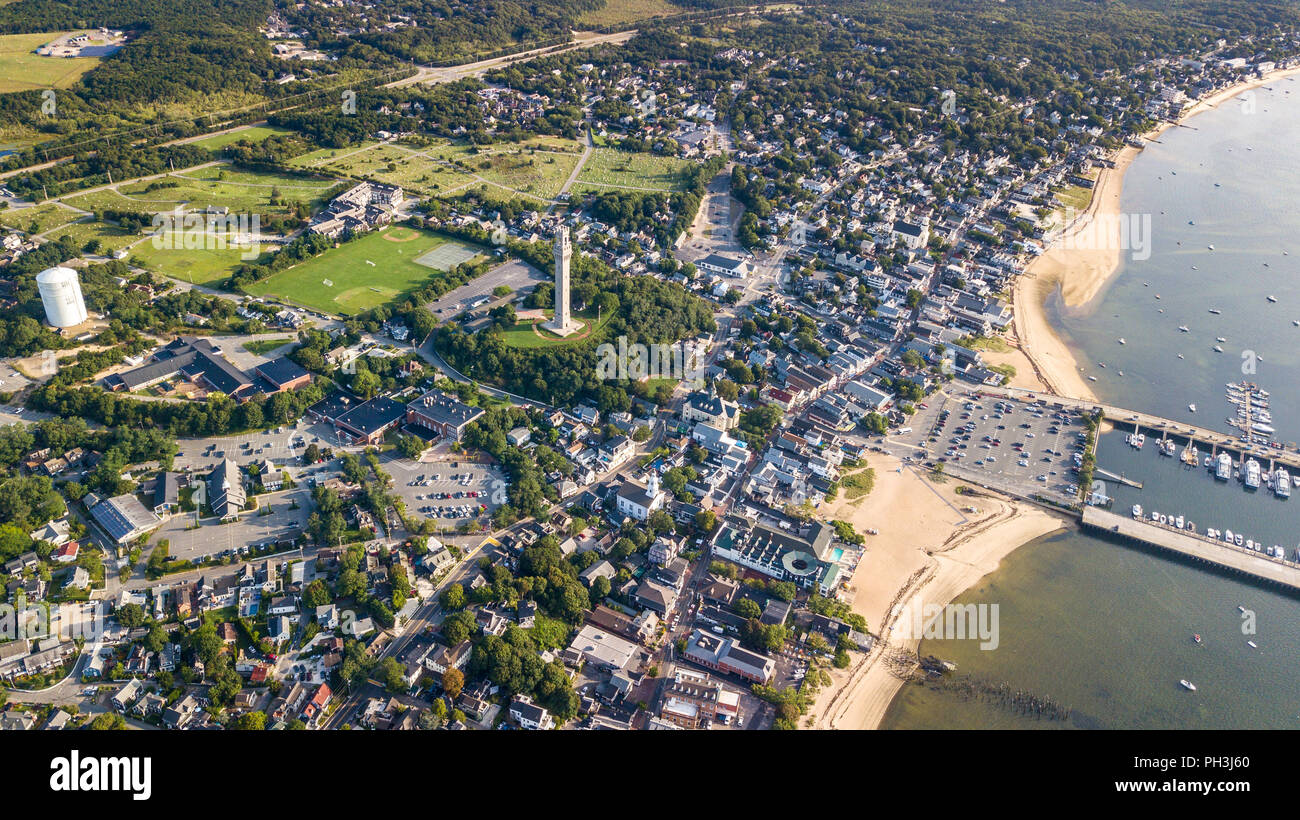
[0,32,104,94]
[129,231,269,287]
[246,226,484,316]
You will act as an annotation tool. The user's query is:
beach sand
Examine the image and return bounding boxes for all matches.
[807,453,1068,729]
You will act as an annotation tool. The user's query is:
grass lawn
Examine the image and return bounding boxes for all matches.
[288,137,584,200]
[501,307,612,348]
[286,142,382,169]
[1057,183,1094,211]
[243,337,295,356]
[129,232,270,287]
[469,149,580,200]
[575,148,693,192]
[0,32,104,93]
[189,125,294,154]
[246,226,485,316]
[841,467,876,501]
[45,219,139,254]
[62,165,338,217]
[0,202,82,235]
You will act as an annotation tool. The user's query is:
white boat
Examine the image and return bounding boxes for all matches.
[1267,295,1278,302]
[1215,453,1232,480]
[1188,404,1196,412]
[1275,468,1291,499]
[1180,679,1197,691]
[1235,533,1244,547]
[1213,345,1224,353]
[1131,504,1143,518]
[1118,338,1126,345]
[1178,325,1190,332]
[1244,458,1262,490]
[1247,641,1258,648]
[1208,308,1221,314]
[1237,605,1247,613]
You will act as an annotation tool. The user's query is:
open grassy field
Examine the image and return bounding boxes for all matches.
[189,125,294,154]
[1056,183,1094,211]
[290,141,475,194]
[287,137,584,200]
[575,148,693,192]
[45,219,139,254]
[286,142,382,169]
[246,226,485,316]
[0,202,82,235]
[128,232,269,287]
[577,0,682,28]
[467,149,581,200]
[0,32,104,93]
[242,337,295,356]
[61,165,338,216]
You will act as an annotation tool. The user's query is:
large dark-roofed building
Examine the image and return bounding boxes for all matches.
[90,494,161,544]
[254,358,312,393]
[208,458,246,520]
[335,396,407,444]
[405,389,485,441]
[306,390,358,424]
[104,337,309,402]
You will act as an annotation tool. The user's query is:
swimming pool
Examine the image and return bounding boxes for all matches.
[831,547,844,562]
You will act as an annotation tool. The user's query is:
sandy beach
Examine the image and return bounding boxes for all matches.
[807,452,1068,729]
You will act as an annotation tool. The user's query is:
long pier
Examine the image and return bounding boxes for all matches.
[1081,507,1300,591]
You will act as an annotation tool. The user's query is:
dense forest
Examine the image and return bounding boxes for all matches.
[282,0,606,64]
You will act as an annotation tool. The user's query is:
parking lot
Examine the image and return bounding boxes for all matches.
[424,258,548,319]
[894,390,1088,501]
[154,483,313,561]
[380,448,505,528]
[172,419,340,474]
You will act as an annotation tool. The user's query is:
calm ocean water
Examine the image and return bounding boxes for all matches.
[882,77,1300,730]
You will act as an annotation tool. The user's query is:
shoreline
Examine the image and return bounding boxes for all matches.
[808,452,1068,730]
[1011,64,1300,401]
[809,66,1300,731]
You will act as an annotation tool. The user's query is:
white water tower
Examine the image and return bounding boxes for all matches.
[35,266,88,328]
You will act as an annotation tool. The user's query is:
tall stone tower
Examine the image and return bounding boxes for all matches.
[546,227,579,336]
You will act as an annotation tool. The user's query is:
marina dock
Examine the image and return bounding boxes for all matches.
[1081,507,1300,591]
